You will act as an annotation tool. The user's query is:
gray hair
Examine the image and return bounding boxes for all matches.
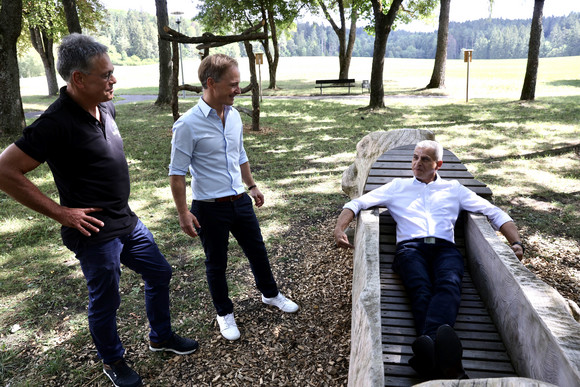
[198,54,238,89]
[57,33,108,82]
[415,140,444,161]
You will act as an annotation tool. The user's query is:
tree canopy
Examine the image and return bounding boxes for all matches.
[195,0,303,89]
[17,8,580,78]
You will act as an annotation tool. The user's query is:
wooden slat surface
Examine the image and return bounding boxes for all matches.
[369,145,515,386]
[364,144,493,199]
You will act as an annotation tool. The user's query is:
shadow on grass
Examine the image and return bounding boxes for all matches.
[547,79,580,88]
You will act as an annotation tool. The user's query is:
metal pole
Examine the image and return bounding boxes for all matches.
[172,11,186,99]
[177,19,185,98]
[466,59,470,103]
[258,62,262,102]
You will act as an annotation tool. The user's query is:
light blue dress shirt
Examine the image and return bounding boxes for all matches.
[344,175,513,243]
[169,98,248,200]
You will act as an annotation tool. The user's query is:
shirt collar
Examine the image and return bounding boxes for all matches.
[60,86,104,124]
[413,173,441,185]
[198,97,232,118]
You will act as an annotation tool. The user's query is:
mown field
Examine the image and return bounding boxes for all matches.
[3,56,580,386]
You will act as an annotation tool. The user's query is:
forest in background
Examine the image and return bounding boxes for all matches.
[18,10,580,78]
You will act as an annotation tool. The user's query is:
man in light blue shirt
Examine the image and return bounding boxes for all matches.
[334,140,524,380]
[169,54,298,342]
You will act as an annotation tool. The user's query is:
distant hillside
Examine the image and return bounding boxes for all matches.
[92,10,579,61]
[288,13,580,59]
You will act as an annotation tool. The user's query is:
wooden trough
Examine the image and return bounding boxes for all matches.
[370,145,516,385]
[347,142,580,387]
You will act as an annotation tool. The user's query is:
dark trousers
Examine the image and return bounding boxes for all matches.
[74,219,173,364]
[393,239,464,339]
[192,193,278,316]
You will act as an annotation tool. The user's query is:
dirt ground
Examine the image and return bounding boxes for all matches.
[145,217,354,386]
[35,211,578,386]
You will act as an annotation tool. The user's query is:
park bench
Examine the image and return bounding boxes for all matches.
[367,145,517,385]
[315,78,355,94]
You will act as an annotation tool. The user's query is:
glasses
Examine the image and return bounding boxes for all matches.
[84,70,115,82]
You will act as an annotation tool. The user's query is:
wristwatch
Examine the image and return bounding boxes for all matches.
[511,241,525,255]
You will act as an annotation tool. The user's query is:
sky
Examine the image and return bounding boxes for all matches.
[98,0,580,30]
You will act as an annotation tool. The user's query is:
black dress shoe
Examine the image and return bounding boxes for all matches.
[435,325,468,379]
[409,335,436,378]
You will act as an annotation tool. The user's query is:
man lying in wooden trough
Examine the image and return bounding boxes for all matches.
[334,140,524,381]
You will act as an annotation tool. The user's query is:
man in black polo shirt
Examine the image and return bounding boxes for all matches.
[0,34,197,387]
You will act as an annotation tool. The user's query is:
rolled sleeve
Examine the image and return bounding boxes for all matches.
[343,201,362,216]
[168,119,194,176]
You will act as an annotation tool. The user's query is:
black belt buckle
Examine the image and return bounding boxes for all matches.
[424,237,436,244]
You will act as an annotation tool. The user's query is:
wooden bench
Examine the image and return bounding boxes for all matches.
[315,78,355,94]
[365,144,518,386]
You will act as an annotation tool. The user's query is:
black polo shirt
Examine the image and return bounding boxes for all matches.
[15,86,137,250]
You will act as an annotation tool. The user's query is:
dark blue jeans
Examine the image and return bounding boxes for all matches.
[74,219,173,364]
[192,193,278,316]
[393,239,464,339]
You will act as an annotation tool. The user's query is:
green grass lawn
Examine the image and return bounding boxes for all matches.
[4,56,580,385]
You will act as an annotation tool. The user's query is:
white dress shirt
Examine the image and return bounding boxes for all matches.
[343,175,512,243]
[169,98,248,200]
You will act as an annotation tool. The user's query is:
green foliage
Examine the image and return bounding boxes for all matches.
[23,0,67,36]
[18,0,105,53]
[356,0,438,33]
[94,9,203,65]
[284,13,580,59]
[195,0,302,63]
[197,0,301,33]
[66,7,580,68]
[91,9,580,62]
[95,9,159,62]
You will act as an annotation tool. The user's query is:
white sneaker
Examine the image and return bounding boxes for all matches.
[262,292,299,313]
[216,313,240,341]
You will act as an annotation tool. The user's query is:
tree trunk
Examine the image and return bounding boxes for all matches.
[262,8,279,90]
[426,0,451,89]
[335,2,347,79]
[29,27,59,96]
[243,41,260,131]
[171,40,180,121]
[155,0,173,106]
[369,13,387,109]
[369,0,402,109]
[340,9,357,80]
[319,0,357,80]
[0,0,26,137]
[61,0,82,34]
[520,0,544,101]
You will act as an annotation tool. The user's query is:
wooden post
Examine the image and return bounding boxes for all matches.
[255,52,263,102]
[161,22,268,125]
[464,49,473,103]
[171,40,180,122]
[244,42,260,131]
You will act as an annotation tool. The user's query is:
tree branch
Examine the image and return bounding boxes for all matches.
[161,20,267,44]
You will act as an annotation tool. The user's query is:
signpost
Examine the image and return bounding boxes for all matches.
[172,11,186,98]
[464,49,473,102]
[255,52,263,102]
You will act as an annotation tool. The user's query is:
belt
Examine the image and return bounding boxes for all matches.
[398,237,451,245]
[207,193,243,203]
